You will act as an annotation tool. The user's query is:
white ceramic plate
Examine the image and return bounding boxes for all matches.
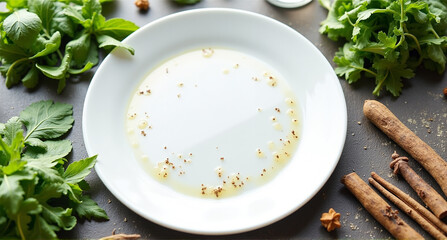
[83,8,347,235]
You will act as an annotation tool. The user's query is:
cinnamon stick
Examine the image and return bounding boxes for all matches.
[342,172,423,239]
[369,175,446,239]
[391,152,447,219]
[363,100,447,197]
[371,172,447,234]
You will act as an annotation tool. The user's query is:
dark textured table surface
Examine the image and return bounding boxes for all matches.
[1,0,447,239]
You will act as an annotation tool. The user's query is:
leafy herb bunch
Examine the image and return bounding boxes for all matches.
[0,0,138,93]
[0,101,107,239]
[320,0,447,96]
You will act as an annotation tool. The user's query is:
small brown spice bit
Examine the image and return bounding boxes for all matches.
[134,0,149,11]
[320,208,341,232]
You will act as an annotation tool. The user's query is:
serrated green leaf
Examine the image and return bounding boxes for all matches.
[72,195,108,220]
[3,9,42,49]
[20,100,74,140]
[372,58,415,96]
[29,215,58,240]
[334,43,365,84]
[2,159,26,175]
[2,116,23,146]
[63,155,96,184]
[41,205,76,231]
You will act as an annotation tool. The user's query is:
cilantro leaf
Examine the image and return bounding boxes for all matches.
[72,195,108,220]
[320,0,447,96]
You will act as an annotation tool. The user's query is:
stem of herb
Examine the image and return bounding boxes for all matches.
[373,70,389,96]
[6,58,30,79]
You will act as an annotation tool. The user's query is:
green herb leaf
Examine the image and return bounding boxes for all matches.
[3,9,42,49]
[0,101,107,240]
[20,100,74,140]
[0,172,35,216]
[320,0,447,96]
[95,18,139,41]
[0,40,28,63]
[35,47,73,80]
[96,34,135,55]
[63,155,96,185]
[21,66,40,89]
[66,33,92,67]
[72,195,108,220]
[29,31,61,60]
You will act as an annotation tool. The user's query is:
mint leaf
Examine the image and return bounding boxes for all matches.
[20,100,74,140]
[3,9,42,49]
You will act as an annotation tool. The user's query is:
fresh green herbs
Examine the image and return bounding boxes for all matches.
[319,0,447,96]
[0,0,139,93]
[0,100,107,240]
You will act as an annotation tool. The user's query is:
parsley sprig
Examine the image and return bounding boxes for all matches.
[319,0,447,96]
[0,0,139,93]
[0,100,107,239]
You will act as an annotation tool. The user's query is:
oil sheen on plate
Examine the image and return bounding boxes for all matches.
[126,48,301,198]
